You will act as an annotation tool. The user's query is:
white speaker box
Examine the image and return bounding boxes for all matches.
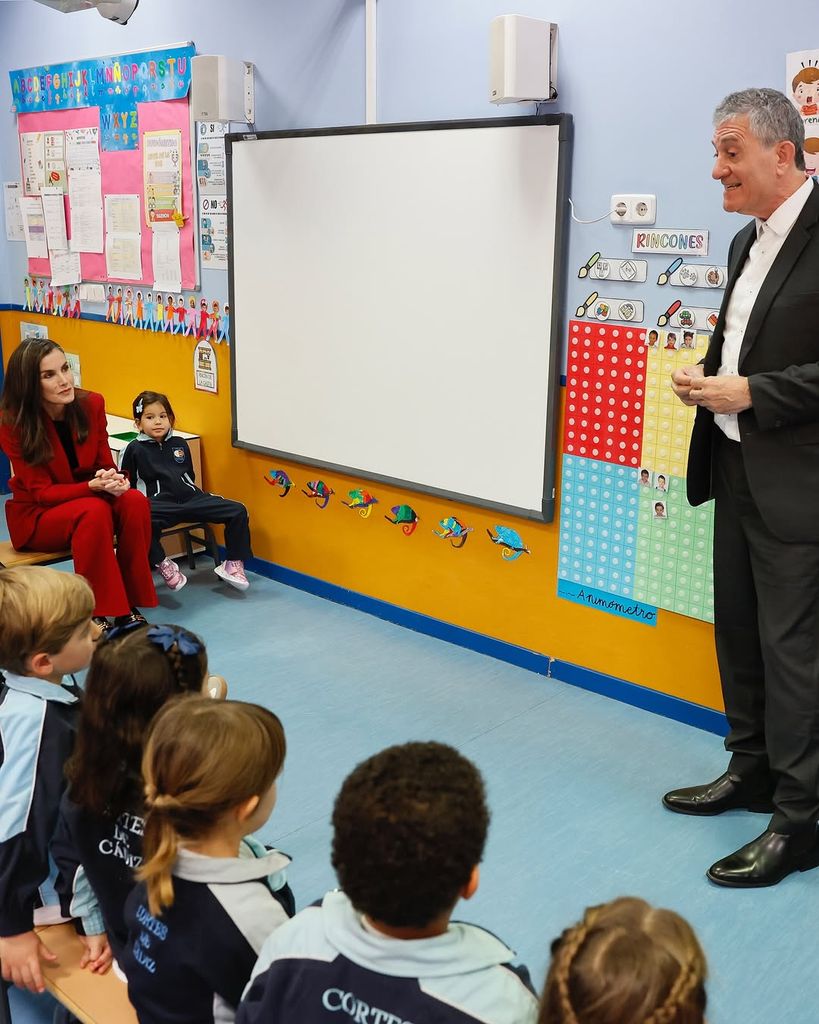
[191,55,255,123]
[489,15,557,104]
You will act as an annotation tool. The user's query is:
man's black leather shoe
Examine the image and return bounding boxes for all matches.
[662,772,773,816]
[707,829,819,887]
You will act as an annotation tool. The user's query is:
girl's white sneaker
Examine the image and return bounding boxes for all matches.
[214,559,250,591]
[157,557,187,591]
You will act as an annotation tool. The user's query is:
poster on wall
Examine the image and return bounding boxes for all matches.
[66,127,103,254]
[20,132,45,194]
[44,131,67,191]
[9,44,194,151]
[196,122,227,194]
[143,130,183,225]
[3,182,24,241]
[194,337,218,394]
[104,194,142,280]
[199,194,228,269]
[786,49,819,175]
[19,196,48,258]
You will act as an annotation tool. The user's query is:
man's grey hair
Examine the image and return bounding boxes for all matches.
[714,87,805,171]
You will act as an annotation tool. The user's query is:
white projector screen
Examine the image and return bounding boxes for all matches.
[227,115,572,520]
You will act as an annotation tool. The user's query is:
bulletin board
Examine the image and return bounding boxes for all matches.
[227,115,572,521]
[10,46,196,289]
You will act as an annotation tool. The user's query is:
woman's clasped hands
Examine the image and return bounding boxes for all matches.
[89,467,130,496]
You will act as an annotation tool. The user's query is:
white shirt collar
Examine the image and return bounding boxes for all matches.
[0,670,78,704]
[756,176,814,239]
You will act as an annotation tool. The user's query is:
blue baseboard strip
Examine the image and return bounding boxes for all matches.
[548,659,728,736]
[245,553,728,737]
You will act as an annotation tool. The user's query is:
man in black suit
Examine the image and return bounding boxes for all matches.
[665,88,819,887]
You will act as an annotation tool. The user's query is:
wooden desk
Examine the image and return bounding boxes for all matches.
[106,414,205,560]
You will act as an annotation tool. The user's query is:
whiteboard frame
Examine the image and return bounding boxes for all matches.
[226,114,572,522]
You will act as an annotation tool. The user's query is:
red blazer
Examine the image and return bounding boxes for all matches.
[0,391,118,548]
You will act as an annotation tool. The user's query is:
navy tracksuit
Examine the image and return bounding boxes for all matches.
[120,432,253,566]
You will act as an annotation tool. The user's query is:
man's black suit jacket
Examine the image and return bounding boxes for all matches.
[687,180,819,542]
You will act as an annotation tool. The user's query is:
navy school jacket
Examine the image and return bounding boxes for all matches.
[122,841,294,1024]
[0,671,102,938]
[238,890,538,1024]
[119,432,200,503]
[53,793,145,964]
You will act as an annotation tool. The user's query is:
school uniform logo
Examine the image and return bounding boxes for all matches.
[173,448,186,463]
[322,988,412,1024]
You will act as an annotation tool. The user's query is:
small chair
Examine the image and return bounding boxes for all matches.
[159,522,221,570]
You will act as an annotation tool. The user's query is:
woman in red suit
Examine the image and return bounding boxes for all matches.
[0,339,157,629]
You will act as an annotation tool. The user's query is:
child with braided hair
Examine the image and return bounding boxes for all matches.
[52,622,227,972]
[122,697,293,1024]
[539,897,707,1024]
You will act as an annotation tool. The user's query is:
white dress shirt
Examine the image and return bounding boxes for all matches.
[715,176,815,440]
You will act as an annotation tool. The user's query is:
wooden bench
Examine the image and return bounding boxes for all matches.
[38,923,137,1024]
[0,523,220,574]
[0,924,137,1024]
[0,540,71,568]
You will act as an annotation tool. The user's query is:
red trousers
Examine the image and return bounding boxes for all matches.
[27,490,158,617]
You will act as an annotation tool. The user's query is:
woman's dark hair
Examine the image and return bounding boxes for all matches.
[66,623,209,818]
[0,339,88,464]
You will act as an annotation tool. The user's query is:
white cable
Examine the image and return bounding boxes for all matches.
[568,197,616,224]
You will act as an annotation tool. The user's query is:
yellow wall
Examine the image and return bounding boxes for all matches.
[1,310,722,710]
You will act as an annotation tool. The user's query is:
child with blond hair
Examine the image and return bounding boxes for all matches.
[539,897,707,1024]
[0,567,109,995]
[122,698,292,1023]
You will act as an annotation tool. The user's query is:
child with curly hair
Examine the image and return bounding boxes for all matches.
[239,741,537,1024]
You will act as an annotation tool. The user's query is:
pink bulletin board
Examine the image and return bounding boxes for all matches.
[18,98,196,289]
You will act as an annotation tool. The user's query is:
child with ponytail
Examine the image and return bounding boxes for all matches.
[53,622,226,968]
[122,697,292,1024]
[539,897,707,1024]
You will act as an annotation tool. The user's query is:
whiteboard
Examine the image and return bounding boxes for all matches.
[227,116,572,520]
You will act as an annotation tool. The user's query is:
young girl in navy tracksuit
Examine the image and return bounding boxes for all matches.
[121,697,293,1024]
[119,390,253,593]
[53,622,227,969]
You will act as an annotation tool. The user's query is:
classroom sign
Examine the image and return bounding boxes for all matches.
[631,229,709,257]
[9,45,194,152]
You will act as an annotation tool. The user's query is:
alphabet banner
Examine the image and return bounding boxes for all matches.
[9,44,194,151]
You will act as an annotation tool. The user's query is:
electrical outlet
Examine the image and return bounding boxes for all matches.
[610,194,656,225]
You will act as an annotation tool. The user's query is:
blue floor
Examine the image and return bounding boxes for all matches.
[5,505,818,1023]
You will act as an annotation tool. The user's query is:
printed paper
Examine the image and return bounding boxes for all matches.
[19,196,48,258]
[20,132,45,195]
[152,222,182,293]
[144,130,183,226]
[42,188,68,252]
[3,182,24,241]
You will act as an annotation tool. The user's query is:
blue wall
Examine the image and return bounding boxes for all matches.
[0,2,815,322]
